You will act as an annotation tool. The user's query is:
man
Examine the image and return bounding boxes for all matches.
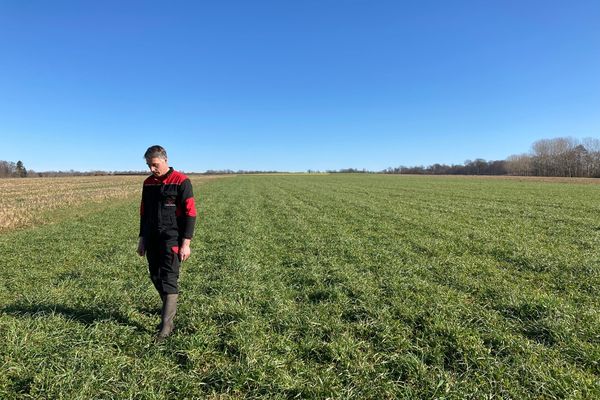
[137,145,196,339]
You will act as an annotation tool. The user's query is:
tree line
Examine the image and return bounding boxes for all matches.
[3,136,600,178]
[379,159,508,176]
[0,161,149,178]
[202,169,283,175]
[348,137,600,177]
[0,160,28,178]
[505,137,600,177]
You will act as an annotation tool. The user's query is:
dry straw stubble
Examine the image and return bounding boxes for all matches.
[0,176,141,232]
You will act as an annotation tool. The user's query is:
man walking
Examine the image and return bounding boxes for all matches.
[137,145,196,339]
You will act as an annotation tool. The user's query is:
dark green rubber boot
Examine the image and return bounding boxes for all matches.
[157,294,178,340]
[156,293,166,332]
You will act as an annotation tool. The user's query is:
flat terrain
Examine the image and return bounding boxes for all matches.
[1,174,599,399]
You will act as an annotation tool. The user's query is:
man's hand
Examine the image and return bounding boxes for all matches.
[180,238,192,262]
[137,237,146,257]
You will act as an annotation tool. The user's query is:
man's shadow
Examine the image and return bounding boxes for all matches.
[1,302,150,333]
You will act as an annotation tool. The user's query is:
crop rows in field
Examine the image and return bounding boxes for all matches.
[186,175,600,398]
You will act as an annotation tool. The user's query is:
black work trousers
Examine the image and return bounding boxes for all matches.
[145,235,181,295]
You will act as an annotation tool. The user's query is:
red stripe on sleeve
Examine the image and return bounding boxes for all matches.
[185,197,196,217]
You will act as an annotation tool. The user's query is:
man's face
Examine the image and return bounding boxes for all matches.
[146,157,169,177]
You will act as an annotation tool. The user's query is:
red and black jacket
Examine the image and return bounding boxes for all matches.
[139,168,196,240]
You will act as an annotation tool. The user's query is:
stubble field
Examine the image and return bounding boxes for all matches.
[0,176,141,232]
[1,174,599,399]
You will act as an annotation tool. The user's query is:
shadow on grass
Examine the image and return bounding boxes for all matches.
[1,302,150,332]
[137,305,162,317]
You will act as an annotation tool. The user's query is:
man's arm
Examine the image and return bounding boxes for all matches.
[137,188,146,257]
[179,179,196,261]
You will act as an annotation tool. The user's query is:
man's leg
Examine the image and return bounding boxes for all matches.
[156,293,166,332]
[157,242,180,339]
[146,237,169,331]
[145,237,164,296]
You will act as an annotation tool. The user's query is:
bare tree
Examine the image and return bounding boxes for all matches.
[0,161,16,178]
[582,137,600,177]
[506,153,533,176]
[531,139,552,176]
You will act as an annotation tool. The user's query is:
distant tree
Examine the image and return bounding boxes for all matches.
[506,154,532,176]
[473,158,487,174]
[582,137,600,177]
[0,160,16,178]
[0,161,9,177]
[531,139,552,176]
[16,160,27,177]
[568,145,587,177]
[553,138,577,176]
[489,160,507,175]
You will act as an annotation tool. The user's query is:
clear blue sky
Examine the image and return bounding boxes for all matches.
[1,1,599,172]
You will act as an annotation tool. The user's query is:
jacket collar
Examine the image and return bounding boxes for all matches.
[153,167,174,182]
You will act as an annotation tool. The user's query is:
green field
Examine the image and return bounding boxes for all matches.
[1,174,599,399]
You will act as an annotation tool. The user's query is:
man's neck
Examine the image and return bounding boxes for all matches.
[157,167,173,180]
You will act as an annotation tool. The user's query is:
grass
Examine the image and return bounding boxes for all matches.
[1,174,599,399]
